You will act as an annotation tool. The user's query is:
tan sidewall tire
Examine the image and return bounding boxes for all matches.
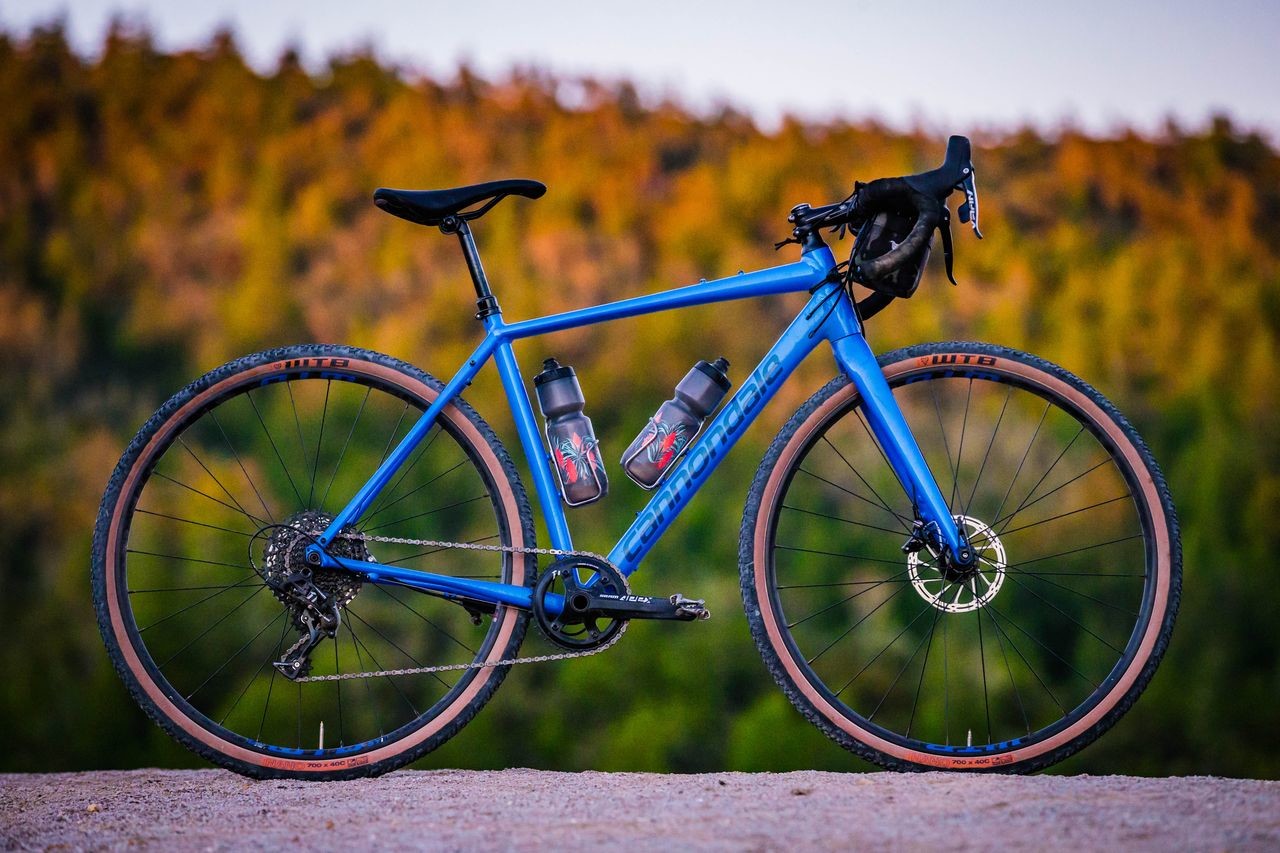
[93,346,535,779]
[741,342,1180,772]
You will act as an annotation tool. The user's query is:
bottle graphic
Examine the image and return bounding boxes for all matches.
[533,358,608,506]
[622,357,730,489]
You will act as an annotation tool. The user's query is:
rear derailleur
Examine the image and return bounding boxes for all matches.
[268,568,343,681]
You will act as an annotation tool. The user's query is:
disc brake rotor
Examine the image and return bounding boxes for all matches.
[907,515,1007,613]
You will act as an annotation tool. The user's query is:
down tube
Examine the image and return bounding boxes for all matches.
[607,291,836,575]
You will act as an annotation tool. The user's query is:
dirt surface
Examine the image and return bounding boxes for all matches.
[2,769,1278,851]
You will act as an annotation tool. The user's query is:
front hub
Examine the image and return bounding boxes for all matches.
[907,515,1006,613]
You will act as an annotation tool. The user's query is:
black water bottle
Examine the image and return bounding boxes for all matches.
[534,358,608,506]
[622,357,730,489]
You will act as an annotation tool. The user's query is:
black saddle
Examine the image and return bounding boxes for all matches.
[373,179,546,227]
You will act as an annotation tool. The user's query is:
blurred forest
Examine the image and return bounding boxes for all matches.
[1,22,1278,778]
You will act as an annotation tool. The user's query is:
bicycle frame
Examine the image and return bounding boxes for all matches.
[307,243,966,614]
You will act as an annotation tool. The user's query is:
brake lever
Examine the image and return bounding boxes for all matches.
[956,166,983,239]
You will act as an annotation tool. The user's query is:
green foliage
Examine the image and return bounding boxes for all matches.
[1,23,1277,777]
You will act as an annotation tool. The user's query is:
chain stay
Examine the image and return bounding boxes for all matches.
[294,531,626,682]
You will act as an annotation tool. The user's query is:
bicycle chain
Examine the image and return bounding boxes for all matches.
[293,532,628,682]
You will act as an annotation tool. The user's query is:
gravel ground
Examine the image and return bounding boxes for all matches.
[2,769,1278,851]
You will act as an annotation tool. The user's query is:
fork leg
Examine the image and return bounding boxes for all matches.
[829,332,970,562]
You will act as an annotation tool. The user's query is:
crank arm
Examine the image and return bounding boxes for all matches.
[579,592,710,621]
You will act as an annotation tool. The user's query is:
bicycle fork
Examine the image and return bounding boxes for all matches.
[829,331,972,565]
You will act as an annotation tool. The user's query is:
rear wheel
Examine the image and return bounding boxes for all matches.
[740,342,1180,772]
[92,344,535,779]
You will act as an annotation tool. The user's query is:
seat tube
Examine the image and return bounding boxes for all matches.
[829,331,968,559]
[491,336,575,551]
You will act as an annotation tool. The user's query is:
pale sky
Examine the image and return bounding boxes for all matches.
[3,0,1277,138]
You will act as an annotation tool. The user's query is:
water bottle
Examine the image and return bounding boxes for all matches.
[533,358,608,506]
[622,357,730,489]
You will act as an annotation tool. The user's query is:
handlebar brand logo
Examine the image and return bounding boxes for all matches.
[621,353,785,562]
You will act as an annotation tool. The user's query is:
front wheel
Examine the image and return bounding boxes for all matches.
[740,342,1181,772]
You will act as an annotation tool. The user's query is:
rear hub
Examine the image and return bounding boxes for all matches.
[262,510,369,630]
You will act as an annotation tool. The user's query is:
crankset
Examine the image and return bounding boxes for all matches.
[533,554,709,651]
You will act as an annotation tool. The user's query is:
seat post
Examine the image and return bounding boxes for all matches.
[444,216,500,320]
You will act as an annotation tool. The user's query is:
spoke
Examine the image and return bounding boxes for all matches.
[796,467,914,530]
[1002,573,1124,654]
[999,494,1131,538]
[905,602,946,738]
[210,409,277,524]
[156,586,266,669]
[801,580,911,663]
[377,402,412,469]
[777,578,914,590]
[942,611,951,745]
[376,584,477,655]
[363,494,489,534]
[996,425,1085,535]
[135,576,263,632]
[962,384,1012,518]
[362,457,471,527]
[1004,569,1145,578]
[134,508,254,538]
[782,504,906,537]
[130,580,259,594]
[333,637,345,747]
[984,600,1099,690]
[345,607,452,692]
[256,617,291,743]
[991,400,1050,526]
[1009,534,1145,568]
[868,602,945,723]
[347,619,420,718]
[128,548,254,572]
[308,380,331,508]
[987,605,1031,737]
[950,379,973,509]
[362,426,443,526]
[191,610,286,704]
[852,408,920,526]
[152,472,266,528]
[347,620,385,738]
[776,544,911,567]
[285,382,311,502]
[821,435,910,532]
[835,600,934,699]
[178,437,268,528]
[984,605,1067,716]
[930,380,960,508]
[976,592,992,744]
[1014,571,1139,616]
[321,386,372,510]
[991,456,1115,529]
[245,389,306,508]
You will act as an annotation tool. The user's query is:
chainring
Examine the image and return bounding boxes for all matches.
[532,555,630,651]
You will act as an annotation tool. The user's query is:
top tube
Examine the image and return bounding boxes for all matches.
[487,248,835,339]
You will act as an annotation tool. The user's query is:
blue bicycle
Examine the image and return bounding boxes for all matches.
[92,137,1180,778]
